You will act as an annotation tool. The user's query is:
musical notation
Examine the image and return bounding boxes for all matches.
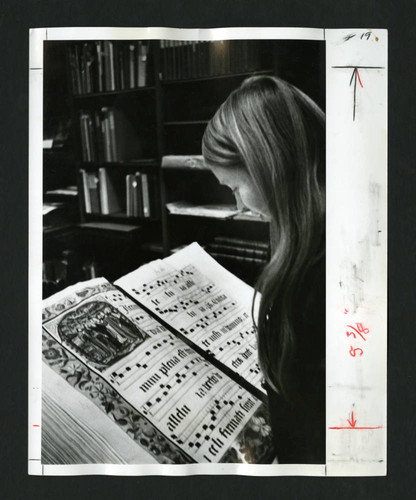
[127,264,263,391]
[97,284,262,462]
[41,269,266,463]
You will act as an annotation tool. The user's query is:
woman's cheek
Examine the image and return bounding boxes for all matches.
[240,187,262,214]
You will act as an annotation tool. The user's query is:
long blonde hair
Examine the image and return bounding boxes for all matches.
[202,75,325,395]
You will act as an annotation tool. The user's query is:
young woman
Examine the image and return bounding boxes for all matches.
[202,75,326,463]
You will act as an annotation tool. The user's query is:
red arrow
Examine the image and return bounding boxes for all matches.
[356,69,364,88]
[347,411,357,428]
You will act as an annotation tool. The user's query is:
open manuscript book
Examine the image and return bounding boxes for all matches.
[41,243,276,464]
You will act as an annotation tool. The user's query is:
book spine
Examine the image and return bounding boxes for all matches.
[83,42,92,93]
[101,108,112,162]
[72,44,82,94]
[209,252,266,267]
[103,41,109,91]
[98,167,121,215]
[128,43,136,88]
[171,41,177,80]
[79,114,87,162]
[131,174,138,217]
[88,172,101,214]
[138,41,147,87]
[229,40,235,74]
[80,45,87,93]
[213,236,270,251]
[96,41,103,93]
[108,41,116,91]
[185,41,192,80]
[126,174,132,216]
[208,243,268,260]
[136,41,141,87]
[190,42,196,79]
[112,41,120,91]
[134,172,143,217]
[86,113,96,162]
[160,40,167,80]
[141,173,150,217]
[118,43,125,90]
[209,41,215,76]
[68,46,80,95]
[98,167,109,214]
[94,111,104,162]
[107,109,118,161]
[194,41,200,78]
[177,41,183,80]
[80,169,91,213]
[80,113,92,162]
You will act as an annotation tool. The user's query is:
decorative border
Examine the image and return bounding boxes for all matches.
[42,282,113,323]
[42,330,192,464]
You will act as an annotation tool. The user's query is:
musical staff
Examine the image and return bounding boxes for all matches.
[126,263,263,391]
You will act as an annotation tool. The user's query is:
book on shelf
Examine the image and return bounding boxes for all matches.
[78,107,142,163]
[205,237,270,279]
[80,168,158,219]
[41,243,275,464]
[160,40,263,81]
[68,41,153,95]
[79,221,142,233]
[165,200,268,223]
[99,168,121,215]
[161,155,206,170]
[213,236,270,252]
[80,169,100,214]
[166,201,240,219]
[208,252,267,268]
[45,186,78,198]
[207,243,269,261]
[126,172,155,219]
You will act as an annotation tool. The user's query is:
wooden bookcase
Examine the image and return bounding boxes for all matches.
[43,39,324,291]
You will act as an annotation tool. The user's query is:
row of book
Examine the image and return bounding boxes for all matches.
[80,168,158,218]
[160,40,264,81]
[79,107,141,163]
[68,41,153,95]
[207,236,270,266]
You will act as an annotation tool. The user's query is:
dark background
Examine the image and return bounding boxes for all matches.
[0,1,414,498]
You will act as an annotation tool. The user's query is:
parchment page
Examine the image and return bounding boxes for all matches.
[42,278,274,464]
[116,243,264,393]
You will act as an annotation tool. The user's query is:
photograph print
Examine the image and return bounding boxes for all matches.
[41,37,326,466]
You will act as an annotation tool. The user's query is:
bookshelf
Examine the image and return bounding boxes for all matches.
[159,41,277,285]
[43,39,324,292]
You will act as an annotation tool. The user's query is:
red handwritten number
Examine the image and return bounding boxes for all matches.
[347,322,369,341]
[349,346,364,357]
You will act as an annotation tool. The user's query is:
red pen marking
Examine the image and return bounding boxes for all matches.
[347,322,369,341]
[347,411,357,427]
[356,69,364,87]
[33,425,40,427]
[344,308,349,314]
[349,346,364,357]
[329,411,382,430]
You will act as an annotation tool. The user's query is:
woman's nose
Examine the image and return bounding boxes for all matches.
[234,192,245,210]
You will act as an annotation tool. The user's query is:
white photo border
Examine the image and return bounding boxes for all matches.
[28,27,387,476]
